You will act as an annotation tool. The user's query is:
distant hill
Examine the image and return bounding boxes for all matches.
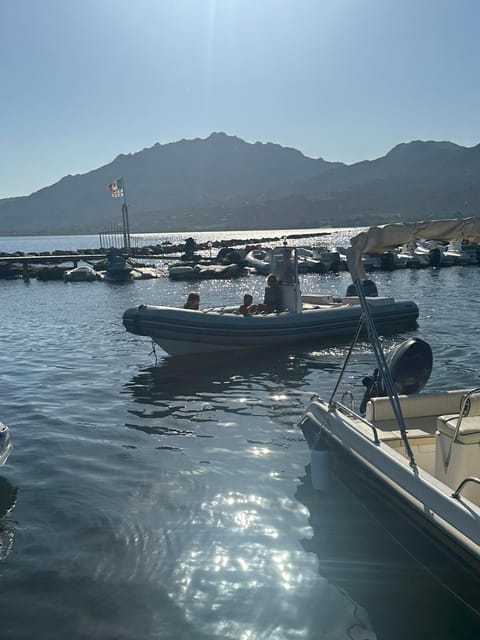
[1,132,479,235]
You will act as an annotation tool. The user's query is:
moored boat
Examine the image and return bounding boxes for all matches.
[103,248,134,282]
[244,248,271,275]
[123,243,419,356]
[63,265,99,282]
[443,238,479,266]
[299,217,480,613]
[168,262,244,281]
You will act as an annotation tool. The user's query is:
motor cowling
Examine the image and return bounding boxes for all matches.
[359,337,433,415]
[346,279,378,297]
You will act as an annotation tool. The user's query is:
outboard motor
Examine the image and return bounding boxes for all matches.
[359,337,433,415]
[346,279,378,298]
[429,246,442,267]
[380,252,395,271]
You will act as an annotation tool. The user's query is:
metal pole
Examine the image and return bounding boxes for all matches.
[121,206,128,251]
[329,318,364,405]
[354,278,417,471]
[121,178,131,254]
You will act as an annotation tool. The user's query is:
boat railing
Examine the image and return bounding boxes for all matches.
[444,387,480,470]
[452,476,480,500]
[340,390,355,410]
[331,400,381,445]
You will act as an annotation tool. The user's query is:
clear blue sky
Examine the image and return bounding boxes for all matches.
[1,0,479,199]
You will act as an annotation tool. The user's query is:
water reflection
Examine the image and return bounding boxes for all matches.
[296,466,480,638]
[120,350,384,638]
[163,485,378,639]
[123,349,332,438]
[127,349,317,398]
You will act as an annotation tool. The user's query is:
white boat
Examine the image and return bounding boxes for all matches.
[169,262,243,281]
[311,244,342,271]
[415,238,455,266]
[300,217,480,611]
[443,238,479,266]
[122,243,419,356]
[246,246,323,275]
[0,421,12,467]
[244,248,271,275]
[63,265,99,282]
[295,247,325,273]
[395,242,430,268]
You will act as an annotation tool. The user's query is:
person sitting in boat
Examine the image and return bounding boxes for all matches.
[238,293,257,315]
[257,274,282,313]
[184,291,200,310]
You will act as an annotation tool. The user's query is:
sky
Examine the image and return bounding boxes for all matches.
[1,0,479,199]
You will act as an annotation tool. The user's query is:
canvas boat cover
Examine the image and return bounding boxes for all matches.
[347,217,480,281]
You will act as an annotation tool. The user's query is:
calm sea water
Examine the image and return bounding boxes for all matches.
[0,228,479,639]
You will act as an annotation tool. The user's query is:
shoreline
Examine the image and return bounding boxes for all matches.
[0,230,332,260]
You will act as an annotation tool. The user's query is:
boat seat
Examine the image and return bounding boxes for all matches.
[436,415,480,445]
[436,389,480,445]
[366,389,480,422]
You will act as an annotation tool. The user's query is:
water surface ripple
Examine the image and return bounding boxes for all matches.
[0,232,479,639]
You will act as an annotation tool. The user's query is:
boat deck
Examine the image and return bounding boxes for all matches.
[365,390,480,493]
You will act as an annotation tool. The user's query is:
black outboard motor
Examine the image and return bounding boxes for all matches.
[359,337,433,415]
[429,246,442,268]
[346,279,378,298]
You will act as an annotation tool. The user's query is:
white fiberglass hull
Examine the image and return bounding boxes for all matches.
[123,298,419,356]
[301,399,480,565]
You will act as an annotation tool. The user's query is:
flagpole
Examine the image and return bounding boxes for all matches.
[121,177,131,254]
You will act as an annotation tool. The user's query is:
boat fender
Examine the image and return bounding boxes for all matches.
[310,437,330,491]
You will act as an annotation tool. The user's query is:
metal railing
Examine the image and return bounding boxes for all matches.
[452,476,480,500]
[444,387,480,470]
[333,401,381,445]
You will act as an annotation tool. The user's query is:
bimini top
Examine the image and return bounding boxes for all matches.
[347,217,480,281]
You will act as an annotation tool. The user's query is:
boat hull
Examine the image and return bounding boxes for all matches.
[300,400,480,570]
[122,299,419,356]
[63,267,98,282]
[304,421,480,619]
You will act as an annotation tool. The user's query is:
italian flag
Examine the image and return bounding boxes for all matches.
[108,178,124,197]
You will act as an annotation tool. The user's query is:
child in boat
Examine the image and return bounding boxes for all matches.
[257,274,282,313]
[184,292,200,310]
[238,293,257,315]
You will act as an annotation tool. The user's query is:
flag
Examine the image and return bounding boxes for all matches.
[108,178,124,198]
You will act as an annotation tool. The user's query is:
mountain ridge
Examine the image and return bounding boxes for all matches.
[1,132,479,235]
